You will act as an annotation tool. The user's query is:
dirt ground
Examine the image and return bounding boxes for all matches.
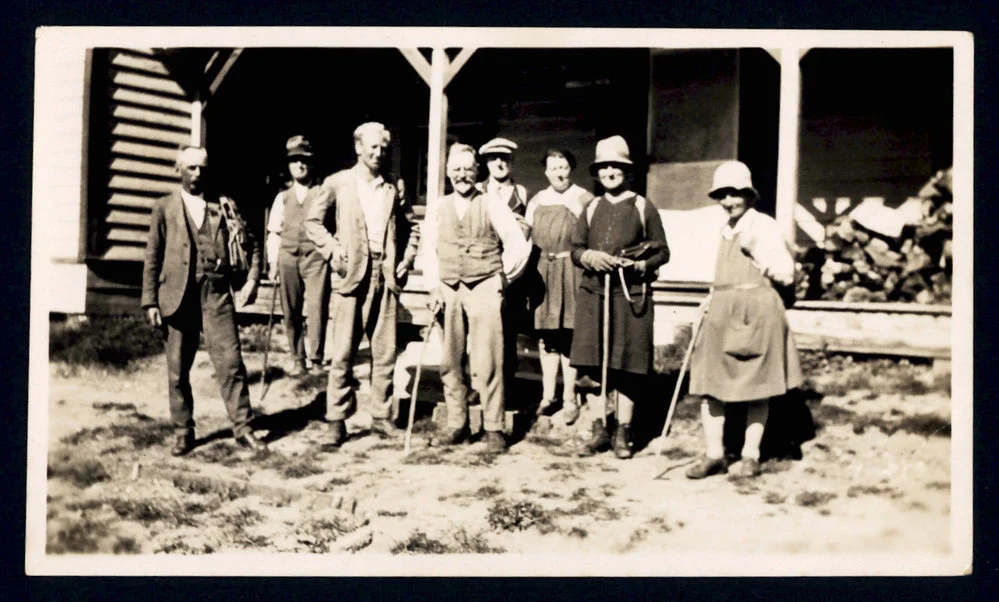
[43,332,953,560]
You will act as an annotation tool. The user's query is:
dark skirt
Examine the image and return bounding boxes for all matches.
[569,278,654,376]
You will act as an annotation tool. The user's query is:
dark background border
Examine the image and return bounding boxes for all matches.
[4,0,992,599]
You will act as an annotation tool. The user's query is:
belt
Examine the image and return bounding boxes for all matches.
[541,251,572,260]
[712,282,766,292]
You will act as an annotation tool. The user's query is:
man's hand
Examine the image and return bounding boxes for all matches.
[395,261,411,280]
[627,259,646,275]
[427,287,445,318]
[581,250,619,273]
[237,279,259,307]
[146,306,162,328]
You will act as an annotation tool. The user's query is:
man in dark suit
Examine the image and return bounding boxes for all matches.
[142,146,267,456]
[305,122,420,447]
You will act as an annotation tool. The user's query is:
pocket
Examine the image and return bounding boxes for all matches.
[722,301,764,359]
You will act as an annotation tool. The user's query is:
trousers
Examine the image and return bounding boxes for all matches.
[439,273,506,432]
[163,275,254,437]
[326,264,397,421]
[277,247,330,363]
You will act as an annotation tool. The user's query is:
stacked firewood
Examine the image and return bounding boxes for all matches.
[795,167,953,304]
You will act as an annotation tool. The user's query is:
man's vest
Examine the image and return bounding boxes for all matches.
[279,185,318,255]
[437,192,504,286]
[183,202,229,282]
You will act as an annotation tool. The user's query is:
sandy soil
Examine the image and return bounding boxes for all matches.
[43,347,952,559]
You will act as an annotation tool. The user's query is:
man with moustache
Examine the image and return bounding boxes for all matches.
[305,122,420,447]
[266,135,329,376]
[423,143,532,453]
[142,146,267,456]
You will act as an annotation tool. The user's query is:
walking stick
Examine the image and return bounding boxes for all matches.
[652,297,709,479]
[600,272,611,406]
[260,274,280,401]
[404,312,440,455]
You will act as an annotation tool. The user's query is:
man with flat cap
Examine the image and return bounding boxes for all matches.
[266,135,330,376]
[477,137,530,218]
[305,122,420,447]
[142,146,267,456]
[423,143,532,453]
[477,137,535,409]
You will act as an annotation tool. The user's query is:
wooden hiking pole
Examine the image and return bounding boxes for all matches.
[260,274,280,401]
[404,313,440,455]
[651,297,709,479]
[600,272,611,404]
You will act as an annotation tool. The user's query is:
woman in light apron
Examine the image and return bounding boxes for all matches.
[687,161,803,479]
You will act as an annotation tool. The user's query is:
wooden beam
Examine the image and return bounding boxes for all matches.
[399,48,433,86]
[774,47,803,244]
[208,48,243,96]
[190,100,203,146]
[426,48,448,206]
[443,47,476,88]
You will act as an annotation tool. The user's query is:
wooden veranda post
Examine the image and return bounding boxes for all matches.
[770,47,809,244]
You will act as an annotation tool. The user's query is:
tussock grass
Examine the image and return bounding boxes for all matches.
[172,475,247,501]
[92,402,138,412]
[487,499,556,534]
[795,491,838,508]
[846,485,903,499]
[154,538,216,555]
[47,518,109,554]
[60,417,174,450]
[391,527,505,554]
[50,314,164,371]
[295,516,350,553]
[48,457,111,488]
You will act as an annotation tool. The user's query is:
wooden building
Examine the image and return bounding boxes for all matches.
[41,44,954,357]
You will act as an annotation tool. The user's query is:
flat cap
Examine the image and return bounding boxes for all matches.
[478,137,518,157]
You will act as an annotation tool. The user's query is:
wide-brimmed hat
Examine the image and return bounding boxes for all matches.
[708,160,759,200]
[589,135,633,175]
[478,137,518,157]
[286,135,314,159]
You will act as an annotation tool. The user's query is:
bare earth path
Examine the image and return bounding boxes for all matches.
[44,350,951,560]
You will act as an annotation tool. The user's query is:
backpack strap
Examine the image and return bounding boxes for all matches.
[586,193,647,236]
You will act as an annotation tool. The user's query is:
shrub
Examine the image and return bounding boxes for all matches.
[487,499,556,533]
[48,458,111,488]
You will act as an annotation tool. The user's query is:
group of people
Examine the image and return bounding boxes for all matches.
[141,121,801,479]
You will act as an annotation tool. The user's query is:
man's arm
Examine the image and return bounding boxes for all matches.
[395,179,420,270]
[420,197,440,291]
[266,191,285,277]
[485,194,532,282]
[141,198,167,309]
[304,176,338,261]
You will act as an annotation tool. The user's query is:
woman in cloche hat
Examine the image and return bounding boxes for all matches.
[569,136,670,459]
[686,160,803,479]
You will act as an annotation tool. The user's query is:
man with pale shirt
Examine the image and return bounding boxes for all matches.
[423,143,532,453]
[266,135,329,376]
[305,123,420,448]
[141,146,266,456]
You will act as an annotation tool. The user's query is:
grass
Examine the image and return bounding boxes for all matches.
[307,476,353,492]
[154,538,217,555]
[60,416,175,450]
[402,449,449,465]
[92,402,138,412]
[846,485,903,499]
[50,314,164,371]
[48,457,111,488]
[47,518,109,554]
[487,499,557,534]
[763,492,788,505]
[795,491,838,508]
[172,475,247,501]
[296,516,350,553]
[194,443,237,464]
[391,527,505,554]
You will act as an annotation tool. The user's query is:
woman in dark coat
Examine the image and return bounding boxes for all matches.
[527,149,594,425]
[686,161,803,479]
[570,136,670,459]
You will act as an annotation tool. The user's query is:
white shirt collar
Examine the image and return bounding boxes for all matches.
[721,207,760,240]
[292,181,309,202]
[603,189,634,204]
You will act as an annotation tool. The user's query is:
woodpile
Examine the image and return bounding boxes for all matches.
[795,168,953,304]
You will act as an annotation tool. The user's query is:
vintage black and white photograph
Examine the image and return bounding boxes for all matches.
[26,27,972,576]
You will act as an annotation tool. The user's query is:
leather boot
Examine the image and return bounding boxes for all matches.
[612,423,634,459]
[171,431,195,457]
[579,419,611,456]
[328,420,348,447]
[370,417,396,439]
